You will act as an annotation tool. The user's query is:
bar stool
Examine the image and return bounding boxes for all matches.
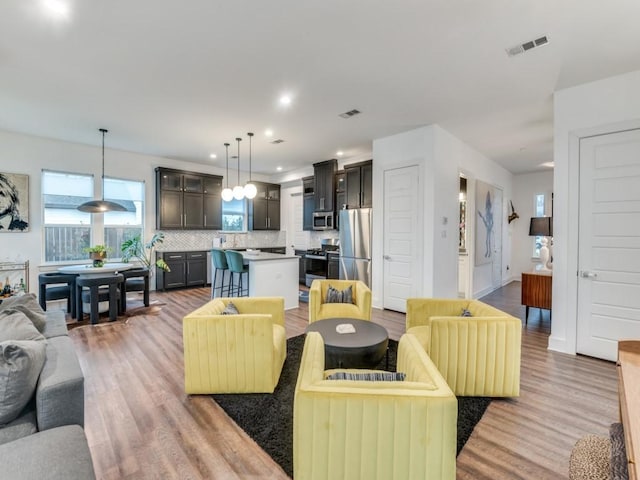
[76,274,123,324]
[225,250,249,297]
[38,273,77,318]
[211,248,230,298]
[120,267,150,311]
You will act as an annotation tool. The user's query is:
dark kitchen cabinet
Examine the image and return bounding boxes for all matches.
[295,249,307,284]
[335,171,346,230]
[327,254,340,280]
[156,167,222,230]
[156,251,207,290]
[203,176,223,230]
[344,160,372,209]
[186,251,207,287]
[249,181,281,230]
[302,176,314,231]
[313,159,337,212]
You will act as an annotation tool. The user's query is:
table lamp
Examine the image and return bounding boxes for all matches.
[529,217,553,271]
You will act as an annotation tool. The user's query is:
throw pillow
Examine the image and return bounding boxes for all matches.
[0,311,46,343]
[461,308,473,317]
[0,340,47,425]
[1,306,46,333]
[325,285,354,304]
[326,371,406,381]
[221,301,239,315]
[0,294,44,315]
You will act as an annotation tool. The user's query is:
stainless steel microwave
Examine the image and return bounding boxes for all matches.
[313,212,334,230]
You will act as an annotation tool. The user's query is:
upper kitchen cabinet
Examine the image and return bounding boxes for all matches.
[302,176,314,231]
[344,160,372,209]
[156,167,223,230]
[248,181,281,230]
[335,171,346,230]
[203,176,223,230]
[313,159,337,212]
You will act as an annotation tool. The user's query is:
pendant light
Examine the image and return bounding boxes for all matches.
[77,128,127,213]
[232,137,245,200]
[221,143,233,201]
[244,132,257,199]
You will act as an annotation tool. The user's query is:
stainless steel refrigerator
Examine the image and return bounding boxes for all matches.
[339,208,372,287]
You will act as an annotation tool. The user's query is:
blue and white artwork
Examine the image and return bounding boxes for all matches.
[475,180,494,266]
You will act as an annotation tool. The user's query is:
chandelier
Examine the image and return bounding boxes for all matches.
[220,133,257,201]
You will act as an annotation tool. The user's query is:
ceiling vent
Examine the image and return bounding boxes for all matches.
[506,35,549,57]
[271,139,285,144]
[339,109,361,119]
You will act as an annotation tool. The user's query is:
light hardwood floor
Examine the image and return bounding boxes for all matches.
[67,282,618,479]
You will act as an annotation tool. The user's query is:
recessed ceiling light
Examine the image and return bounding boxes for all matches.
[336,151,344,157]
[264,129,273,137]
[42,0,70,19]
[209,153,217,159]
[276,166,283,172]
[540,162,555,168]
[279,95,292,106]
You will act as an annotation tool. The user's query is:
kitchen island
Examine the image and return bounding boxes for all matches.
[214,251,299,309]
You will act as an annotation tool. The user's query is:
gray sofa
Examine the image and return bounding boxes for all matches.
[0,295,95,479]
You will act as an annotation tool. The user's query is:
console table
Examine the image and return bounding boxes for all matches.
[618,340,640,480]
[521,271,552,324]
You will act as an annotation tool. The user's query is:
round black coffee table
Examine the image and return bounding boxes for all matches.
[305,318,389,369]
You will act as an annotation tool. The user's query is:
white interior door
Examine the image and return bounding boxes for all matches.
[492,187,503,289]
[383,165,420,312]
[577,128,640,361]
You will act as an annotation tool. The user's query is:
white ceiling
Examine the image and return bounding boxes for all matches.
[1,1,640,175]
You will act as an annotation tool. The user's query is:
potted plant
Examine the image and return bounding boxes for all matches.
[120,232,170,273]
[83,244,111,267]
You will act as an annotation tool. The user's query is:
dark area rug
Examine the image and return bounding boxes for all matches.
[212,334,491,478]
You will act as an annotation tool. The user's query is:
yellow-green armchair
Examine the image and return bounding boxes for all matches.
[294,331,457,480]
[308,279,372,323]
[406,298,522,397]
[183,297,286,394]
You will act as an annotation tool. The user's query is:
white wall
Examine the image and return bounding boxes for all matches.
[0,129,272,291]
[371,124,513,309]
[552,68,640,355]
[511,171,554,278]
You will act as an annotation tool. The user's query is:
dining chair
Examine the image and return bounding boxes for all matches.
[120,267,150,311]
[76,273,123,324]
[38,273,77,318]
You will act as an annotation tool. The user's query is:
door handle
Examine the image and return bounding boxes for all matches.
[384,255,391,260]
[580,270,598,279]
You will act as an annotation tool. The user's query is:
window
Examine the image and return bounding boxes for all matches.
[533,193,546,258]
[104,177,145,257]
[42,171,93,262]
[222,198,246,231]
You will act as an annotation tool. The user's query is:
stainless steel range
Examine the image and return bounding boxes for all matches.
[304,238,339,287]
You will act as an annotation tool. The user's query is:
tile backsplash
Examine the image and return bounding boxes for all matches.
[157,231,287,252]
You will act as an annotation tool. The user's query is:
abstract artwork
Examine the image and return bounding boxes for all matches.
[475,180,494,266]
[0,172,29,232]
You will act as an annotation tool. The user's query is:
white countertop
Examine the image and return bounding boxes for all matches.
[240,252,297,262]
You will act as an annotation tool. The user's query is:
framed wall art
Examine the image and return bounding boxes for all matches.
[475,179,495,266]
[0,172,29,232]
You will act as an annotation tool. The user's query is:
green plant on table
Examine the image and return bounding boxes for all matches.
[83,244,112,267]
[120,232,170,272]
